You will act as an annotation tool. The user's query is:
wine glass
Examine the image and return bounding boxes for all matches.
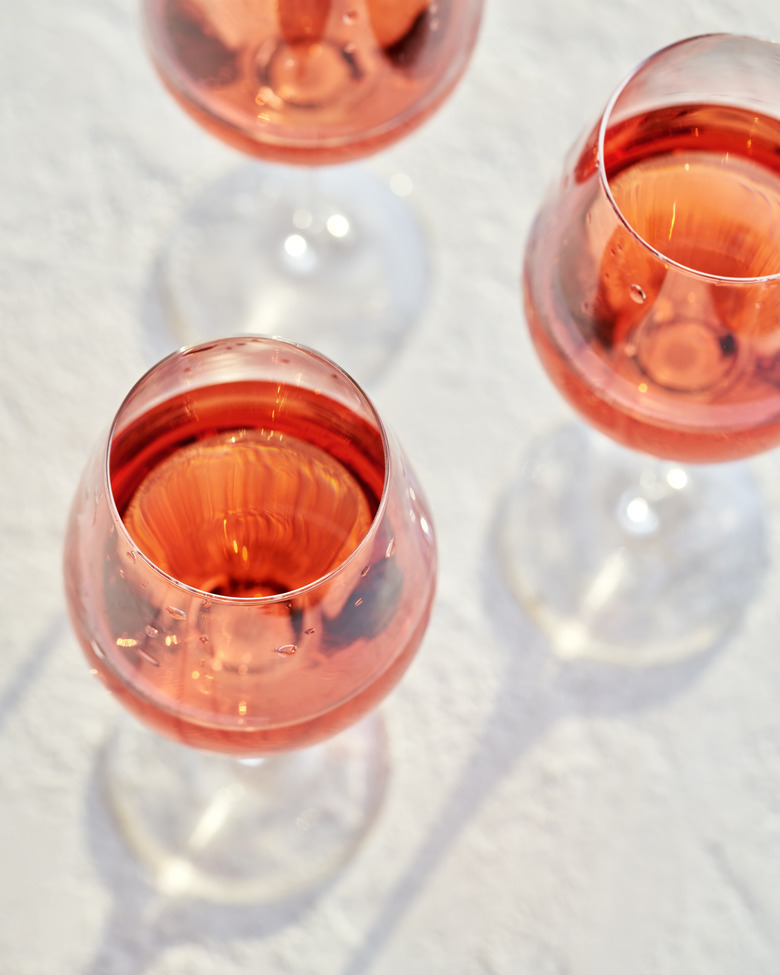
[502,34,779,666]
[142,0,484,377]
[64,336,437,902]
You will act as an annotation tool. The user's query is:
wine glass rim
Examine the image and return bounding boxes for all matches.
[102,334,391,606]
[597,31,780,285]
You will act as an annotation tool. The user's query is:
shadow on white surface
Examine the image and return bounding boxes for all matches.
[79,741,336,975]
[0,613,67,738]
[332,507,729,975]
[66,501,734,974]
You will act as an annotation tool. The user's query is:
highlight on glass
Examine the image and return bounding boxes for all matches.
[503,35,777,665]
[64,336,437,901]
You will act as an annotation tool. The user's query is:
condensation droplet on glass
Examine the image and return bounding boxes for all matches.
[199,634,209,644]
[109,523,115,535]
[361,564,371,577]
[581,299,592,314]
[304,627,315,635]
[145,625,159,638]
[354,597,363,607]
[385,537,396,558]
[274,644,298,656]
[420,516,431,535]
[342,9,357,23]
[430,17,440,30]
[630,284,647,304]
[238,663,248,676]
[118,568,126,579]
[127,550,136,563]
[238,701,247,716]
[166,606,187,620]
[343,41,357,54]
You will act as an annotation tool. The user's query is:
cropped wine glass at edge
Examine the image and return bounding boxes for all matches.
[63,336,437,902]
[502,34,780,667]
[142,0,483,377]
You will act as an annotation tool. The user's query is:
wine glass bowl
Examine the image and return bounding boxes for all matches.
[143,0,483,165]
[504,35,780,665]
[64,337,436,897]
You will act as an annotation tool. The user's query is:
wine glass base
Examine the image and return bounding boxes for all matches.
[499,422,767,666]
[158,162,429,382]
[103,712,389,903]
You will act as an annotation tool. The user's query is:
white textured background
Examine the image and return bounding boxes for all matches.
[4,1,780,973]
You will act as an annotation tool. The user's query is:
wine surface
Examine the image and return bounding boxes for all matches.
[526,103,780,462]
[144,0,479,163]
[115,384,379,598]
[67,380,434,755]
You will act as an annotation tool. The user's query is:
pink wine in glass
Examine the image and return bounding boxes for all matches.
[525,102,780,463]
[111,381,384,598]
[65,341,436,757]
[144,0,482,163]
[509,36,780,667]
